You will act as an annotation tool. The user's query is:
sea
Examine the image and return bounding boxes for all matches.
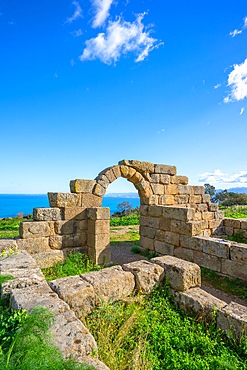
[0,194,140,218]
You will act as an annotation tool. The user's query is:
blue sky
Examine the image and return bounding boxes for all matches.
[1,0,247,194]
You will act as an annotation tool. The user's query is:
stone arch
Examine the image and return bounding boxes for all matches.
[93,161,154,204]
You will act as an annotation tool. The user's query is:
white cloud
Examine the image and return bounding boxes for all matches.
[244,16,247,28]
[224,58,247,103]
[66,1,83,24]
[92,0,114,28]
[80,13,162,64]
[214,83,221,89]
[229,29,242,37]
[72,28,83,37]
[199,169,247,184]
[240,107,245,115]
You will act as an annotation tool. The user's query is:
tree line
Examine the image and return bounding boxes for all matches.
[204,184,247,207]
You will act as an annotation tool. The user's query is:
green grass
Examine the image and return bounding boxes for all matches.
[110,214,140,226]
[0,218,23,239]
[42,252,102,282]
[110,226,140,243]
[131,245,158,260]
[227,231,247,244]
[86,287,247,370]
[222,205,247,219]
[201,268,247,302]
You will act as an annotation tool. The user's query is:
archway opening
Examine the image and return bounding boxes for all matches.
[102,177,142,264]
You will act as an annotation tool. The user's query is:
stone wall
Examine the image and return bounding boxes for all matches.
[0,159,246,282]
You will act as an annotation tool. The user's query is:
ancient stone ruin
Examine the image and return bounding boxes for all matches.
[0,159,247,369]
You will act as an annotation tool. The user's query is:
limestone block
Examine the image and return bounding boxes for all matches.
[146,216,160,229]
[159,195,175,205]
[224,226,234,236]
[202,194,210,203]
[230,243,247,262]
[51,310,97,359]
[48,193,80,208]
[193,251,221,272]
[129,171,143,184]
[193,186,205,195]
[20,221,52,239]
[88,220,109,235]
[80,194,102,208]
[150,174,160,183]
[159,218,171,231]
[93,183,106,197]
[208,219,223,230]
[88,246,111,265]
[155,230,179,246]
[142,195,159,205]
[171,220,203,236]
[0,239,18,252]
[163,206,195,222]
[100,166,119,183]
[33,207,63,221]
[152,255,201,291]
[164,184,178,195]
[139,216,149,227]
[49,234,86,250]
[197,237,230,259]
[174,195,189,204]
[111,165,121,179]
[197,204,208,212]
[180,235,202,251]
[241,220,247,230]
[194,212,202,221]
[189,195,202,204]
[50,276,96,317]
[87,207,110,220]
[202,212,214,221]
[148,205,163,218]
[151,183,165,195]
[221,259,247,280]
[140,236,155,250]
[81,266,135,303]
[175,287,226,317]
[33,250,65,269]
[0,250,37,273]
[135,179,149,192]
[217,302,247,338]
[75,220,88,232]
[140,205,149,216]
[16,237,51,254]
[174,247,194,261]
[154,164,176,175]
[215,211,224,220]
[87,233,110,249]
[170,175,188,185]
[70,179,96,193]
[119,160,155,174]
[138,184,153,198]
[208,203,218,212]
[224,218,241,229]
[139,225,156,239]
[10,283,70,314]
[63,207,87,220]
[177,185,193,195]
[154,241,174,255]
[96,175,110,189]
[122,260,164,293]
[54,220,75,235]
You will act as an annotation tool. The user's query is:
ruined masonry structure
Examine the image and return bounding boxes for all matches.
[5,159,247,281]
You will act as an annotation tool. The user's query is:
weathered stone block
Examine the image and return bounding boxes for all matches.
[230,243,247,262]
[180,235,202,251]
[88,219,109,235]
[81,357,110,370]
[96,175,110,189]
[93,183,106,197]
[189,195,202,204]
[70,179,96,193]
[154,164,176,175]
[87,207,110,220]
[163,206,195,222]
[241,220,247,230]
[171,220,202,236]
[148,205,163,218]
[175,287,226,317]
[129,171,143,184]
[202,212,214,220]
[224,218,241,229]
[202,194,210,203]
[54,220,75,235]
[49,234,86,249]
[159,218,171,231]
[174,195,189,204]
[0,239,18,252]
[88,246,111,265]
[75,220,88,232]
[174,247,194,261]
[87,233,110,249]
[193,251,221,272]
[119,160,154,174]
[154,240,174,255]
[20,221,52,239]
[221,259,247,280]
[123,260,164,293]
[159,195,175,205]
[0,250,37,273]
[164,184,178,195]
[33,250,65,269]
[151,183,165,195]
[81,266,135,302]
[16,237,51,254]
[51,310,98,359]
[63,207,87,220]
[33,207,63,221]
[140,205,149,216]
[50,276,96,317]
[197,204,208,212]
[140,225,156,239]
[193,186,205,195]
[48,193,80,208]
[152,255,201,291]
[140,235,155,250]
[197,237,230,259]
[217,302,247,338]
[170,175,188,185]
[178,185,193,195]
[208,203,218,212]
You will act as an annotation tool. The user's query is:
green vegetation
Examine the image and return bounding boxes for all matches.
[0,218,22,239]
[110,226,139,243]
[131,245,158,260]
[227,231,247,244]
[86,287,247,370]
[222,205,247,219]
[204,184,247,207]
[201,268,247,302]
[42,252,101,282]
[110,214,139,226]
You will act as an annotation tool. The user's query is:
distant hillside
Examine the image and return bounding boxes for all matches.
[104,192,138,198]
[221,187,247,194]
